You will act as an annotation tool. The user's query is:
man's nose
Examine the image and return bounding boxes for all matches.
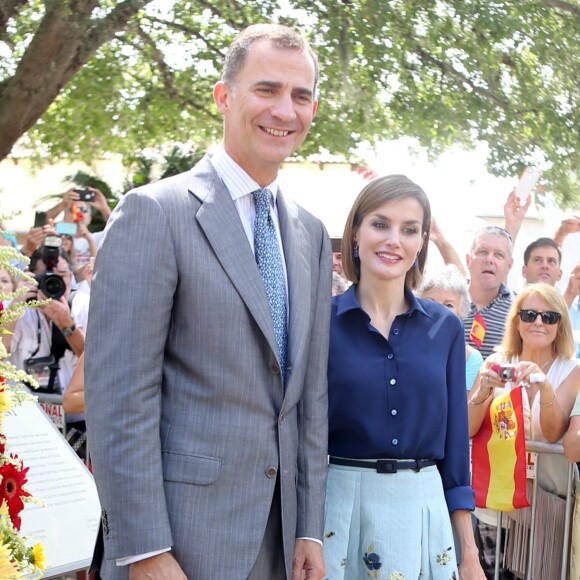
[271,93,297,122]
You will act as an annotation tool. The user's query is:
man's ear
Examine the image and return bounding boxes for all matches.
[311,98,318,119]
[213,81,229,114]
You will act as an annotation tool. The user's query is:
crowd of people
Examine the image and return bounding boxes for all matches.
[1,21,580,580]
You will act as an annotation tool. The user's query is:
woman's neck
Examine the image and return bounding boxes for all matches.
[356,277,408,337]
[520,346,556,369]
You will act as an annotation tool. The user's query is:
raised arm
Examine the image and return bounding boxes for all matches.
[429,217,467,277]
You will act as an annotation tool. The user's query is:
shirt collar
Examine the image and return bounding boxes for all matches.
[211,145,279,202]
[336,284,430,318]
[498,282,512,297]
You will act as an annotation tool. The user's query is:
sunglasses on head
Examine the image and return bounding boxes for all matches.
[519,309,561,325]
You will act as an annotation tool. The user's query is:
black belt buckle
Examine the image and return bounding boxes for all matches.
[376,460,397,474]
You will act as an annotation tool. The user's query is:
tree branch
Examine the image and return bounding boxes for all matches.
[130,25,219,119]
[141,13,225,57]
[0,0,27,38]
[544,0,580,16]
[414,46,511,107]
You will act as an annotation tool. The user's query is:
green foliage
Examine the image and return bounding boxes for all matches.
[1,0,579,205]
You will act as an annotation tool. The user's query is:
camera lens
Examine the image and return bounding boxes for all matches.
[501,368,513,381]
[38,272,66,300]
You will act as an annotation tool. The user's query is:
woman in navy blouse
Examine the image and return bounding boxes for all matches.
[322,175,484,579]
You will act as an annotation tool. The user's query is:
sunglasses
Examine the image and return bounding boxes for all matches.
[519,309,561,325]
[489,226,513,242]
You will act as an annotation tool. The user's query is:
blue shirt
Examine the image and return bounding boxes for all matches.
[328,284,475,513]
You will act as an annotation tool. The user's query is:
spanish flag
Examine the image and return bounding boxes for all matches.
[469,312,486,349]
[472,386,529,511]
[70,204,83,223]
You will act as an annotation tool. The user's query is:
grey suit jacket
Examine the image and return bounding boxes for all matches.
[85,155,331,579]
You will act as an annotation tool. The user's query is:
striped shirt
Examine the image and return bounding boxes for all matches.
[464,283,514,359]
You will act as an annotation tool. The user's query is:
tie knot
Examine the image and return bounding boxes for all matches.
[252,188,273,213]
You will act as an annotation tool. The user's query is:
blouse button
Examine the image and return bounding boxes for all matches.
[387,354,394,360]
[393,328,399,335]
[389,378,396,385]
[392,438,398,445]
[391,409,397,416]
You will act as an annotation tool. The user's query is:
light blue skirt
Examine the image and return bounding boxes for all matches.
[323,462,458,580]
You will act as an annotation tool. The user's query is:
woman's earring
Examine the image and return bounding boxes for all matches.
[353,240,359,258]
[413,253,419,268]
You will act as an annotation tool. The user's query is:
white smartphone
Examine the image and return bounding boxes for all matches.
[515,167,541,200]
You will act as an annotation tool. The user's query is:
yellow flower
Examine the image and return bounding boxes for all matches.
[0,386,12,414]
[31,542,46,571]
[0,542,21,579]
[0,499,8,516]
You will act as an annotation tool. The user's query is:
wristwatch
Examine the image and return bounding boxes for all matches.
[61,323,76,337]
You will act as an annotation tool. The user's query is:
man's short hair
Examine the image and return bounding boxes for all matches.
[222,23,319,96]
[471,225,514,258]
[523,237,561,265]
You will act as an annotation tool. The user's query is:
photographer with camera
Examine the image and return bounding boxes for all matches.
[2,237,85,403]
[46,187,110,279]
[468,283,580,578]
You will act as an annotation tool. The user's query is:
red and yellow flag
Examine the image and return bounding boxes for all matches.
[70,204,83,223]
[469,312,486,349]
[472,386,529,511]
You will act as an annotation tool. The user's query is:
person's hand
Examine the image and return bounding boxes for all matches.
[429,216,443,245]
[566,263,580,297]
[514,360,552,391]
[77,223,93,240]
[458,546,485,579]
[10,278,38,305]
[63,188,80,209]
[87,187,106,210]
[554,216,580,246]
[38,293,72,327]
[503,188,531,233]
[22,223,57,256]
[88,187,112,220]
[128,552,187,580]
[292,539,325,580]
[469,366,501,405]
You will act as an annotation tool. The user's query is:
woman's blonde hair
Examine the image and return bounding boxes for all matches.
[341,175,431,290]
[498,283,575,359]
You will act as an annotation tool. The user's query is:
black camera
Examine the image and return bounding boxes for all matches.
[35,235,66,300]
[73,188,95,202]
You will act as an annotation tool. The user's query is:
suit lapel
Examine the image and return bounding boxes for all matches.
[189,157,279,358]
[277,191,311,392]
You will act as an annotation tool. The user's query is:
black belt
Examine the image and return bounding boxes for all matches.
[329,456,436,474]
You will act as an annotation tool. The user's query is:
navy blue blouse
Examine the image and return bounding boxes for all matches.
[328,285,475,513]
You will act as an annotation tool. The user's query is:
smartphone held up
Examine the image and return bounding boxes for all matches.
[73,188,95,202]
[515,167,541,203]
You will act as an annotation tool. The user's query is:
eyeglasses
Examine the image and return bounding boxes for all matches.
[519,309,561,325]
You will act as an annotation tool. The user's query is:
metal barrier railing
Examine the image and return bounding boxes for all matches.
[493,440,575,580]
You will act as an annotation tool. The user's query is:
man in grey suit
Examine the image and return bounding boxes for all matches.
[85,23,331,580]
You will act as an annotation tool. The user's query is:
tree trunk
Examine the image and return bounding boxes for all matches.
[0,0,153,161]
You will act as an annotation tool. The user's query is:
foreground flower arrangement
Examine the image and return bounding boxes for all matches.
[0,233,46,578]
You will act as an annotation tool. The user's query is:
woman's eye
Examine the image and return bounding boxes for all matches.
[404,227,418,235]
[373,222,386,229]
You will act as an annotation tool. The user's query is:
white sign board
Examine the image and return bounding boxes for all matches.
[3,399,101,577]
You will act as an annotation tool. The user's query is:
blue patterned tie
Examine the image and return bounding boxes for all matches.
[252,188,287,377]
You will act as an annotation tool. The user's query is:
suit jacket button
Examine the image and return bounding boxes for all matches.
[266,467,278,478]
[271,364,281,375]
